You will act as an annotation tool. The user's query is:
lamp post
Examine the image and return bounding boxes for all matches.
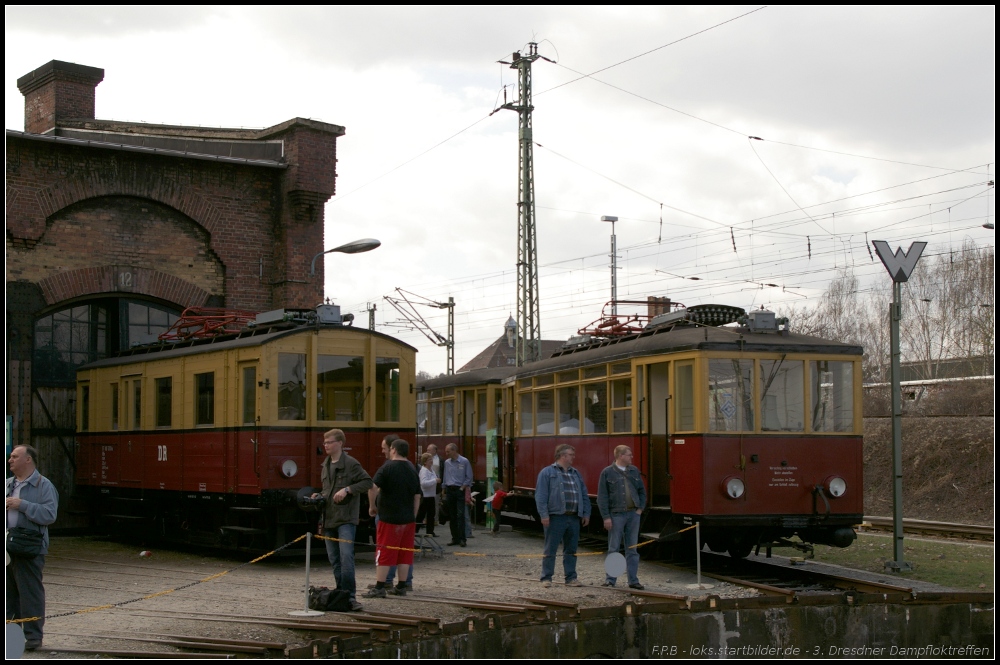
[310,238,381,276]
[601,216,618,316]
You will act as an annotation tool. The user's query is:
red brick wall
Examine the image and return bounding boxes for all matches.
[4,137,315,312]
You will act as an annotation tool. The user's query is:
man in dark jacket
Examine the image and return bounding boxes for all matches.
[6,444,59,650]
[597,445,647,589]
[317,429,372,611]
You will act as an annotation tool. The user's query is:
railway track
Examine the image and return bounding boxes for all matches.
[860,516,994,541]
[684,552,918,598]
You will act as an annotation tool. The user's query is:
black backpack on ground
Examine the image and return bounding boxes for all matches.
[308,586,352,612]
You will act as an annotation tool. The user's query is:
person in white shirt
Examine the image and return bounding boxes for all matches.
[415,453,439,536]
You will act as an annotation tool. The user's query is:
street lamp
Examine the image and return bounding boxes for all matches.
[601,216,618,315]
[310,238,381,276]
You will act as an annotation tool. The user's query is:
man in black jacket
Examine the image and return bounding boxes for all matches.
[596,445,647,589]
[317,429,372,611]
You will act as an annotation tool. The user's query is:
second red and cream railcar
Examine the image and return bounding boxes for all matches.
[419,306,863,557]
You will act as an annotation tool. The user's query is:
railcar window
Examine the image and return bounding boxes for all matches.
[518,379,532,390]
[417,391,428,401]
[583,365,607,379]
[279,353,307,421]
[519,392,533,435]
[709,359,754,431]
[557,385,581,434]
[317,355,364,421]
[444,400,455,434]
[195,372,214,425]
[132,380,142,429]
[241,367,256,425]
[80,384,90,431]
[583,382,608,433]
[156,377,172,428]
[494,391,503,435]
[536,390,555,435]
[429,401,442,435]
[111,383,119,430]
[417,401,427,434]
[675,363,695,431]
[431,389,443,399]
[478,392,488,435]
[611,362,631,375]
[558,370,578,383]
[810,361,854,432]
[535,375,553,387]
[611,379,632,432]
[760,359,804,431]
[376,357,400,422]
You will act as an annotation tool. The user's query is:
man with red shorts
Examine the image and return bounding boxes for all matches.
[365,438,421,597]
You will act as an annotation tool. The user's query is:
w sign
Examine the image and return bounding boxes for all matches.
[872,241,927,283]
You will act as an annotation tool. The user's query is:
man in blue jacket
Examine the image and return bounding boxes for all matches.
[597,445,647,589]
[535,444,590,587]
[6,445,59,650]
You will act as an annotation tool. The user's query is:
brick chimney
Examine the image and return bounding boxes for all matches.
[17,60,104,134]
[647,296,672,318]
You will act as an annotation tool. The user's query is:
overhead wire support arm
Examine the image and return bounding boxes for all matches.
[383,289,456,375]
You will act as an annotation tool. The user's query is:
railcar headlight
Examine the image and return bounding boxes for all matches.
[825,476,846,498]
[722,476,745,499]
[280,459,298,478]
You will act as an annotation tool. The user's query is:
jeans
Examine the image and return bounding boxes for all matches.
[606,511,641,586]
[385,563,413,587]
[323,523,357,601]
[6,553,46,643]
[541,514,580,582]
[445,486,466,543]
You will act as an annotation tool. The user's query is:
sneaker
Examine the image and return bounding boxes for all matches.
[447,541,461,546]
[629,583,645,590]
[541,580,552,588]
[565,579,583,587]
[349,600,364,612]
[600,580,616,587]
[389,585,407,596]
[460,541,467,547]
[24,641,42,652]
[364,586,387,598]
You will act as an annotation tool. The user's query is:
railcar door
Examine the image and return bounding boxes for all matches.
[647,362,670,505]
[236,363,261,492]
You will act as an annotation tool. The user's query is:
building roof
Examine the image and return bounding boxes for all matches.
[457,331,564,372]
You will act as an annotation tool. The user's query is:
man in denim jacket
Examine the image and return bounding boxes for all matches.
[6,445,59,650]
[535,444,590,587]
[597,445,647,589]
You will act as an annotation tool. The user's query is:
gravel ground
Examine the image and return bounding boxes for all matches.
[17,524,758,658]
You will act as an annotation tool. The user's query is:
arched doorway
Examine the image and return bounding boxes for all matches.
[30,296,182,502]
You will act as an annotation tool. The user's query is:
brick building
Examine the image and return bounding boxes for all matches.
[6,60,345,510]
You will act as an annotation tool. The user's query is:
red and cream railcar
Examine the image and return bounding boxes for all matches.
[421,306,863,557]
[416,367,514,497]
[75,307,416,549]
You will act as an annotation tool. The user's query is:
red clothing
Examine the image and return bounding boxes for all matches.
[491,490,508,510]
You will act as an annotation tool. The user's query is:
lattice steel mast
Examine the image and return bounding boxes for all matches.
[498,43,548,365]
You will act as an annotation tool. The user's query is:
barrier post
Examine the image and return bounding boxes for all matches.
[685,521,714,591]
[289,532,324,617]
[695,522,702,589]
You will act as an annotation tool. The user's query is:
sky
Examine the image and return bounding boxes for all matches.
[6,6,995,374]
